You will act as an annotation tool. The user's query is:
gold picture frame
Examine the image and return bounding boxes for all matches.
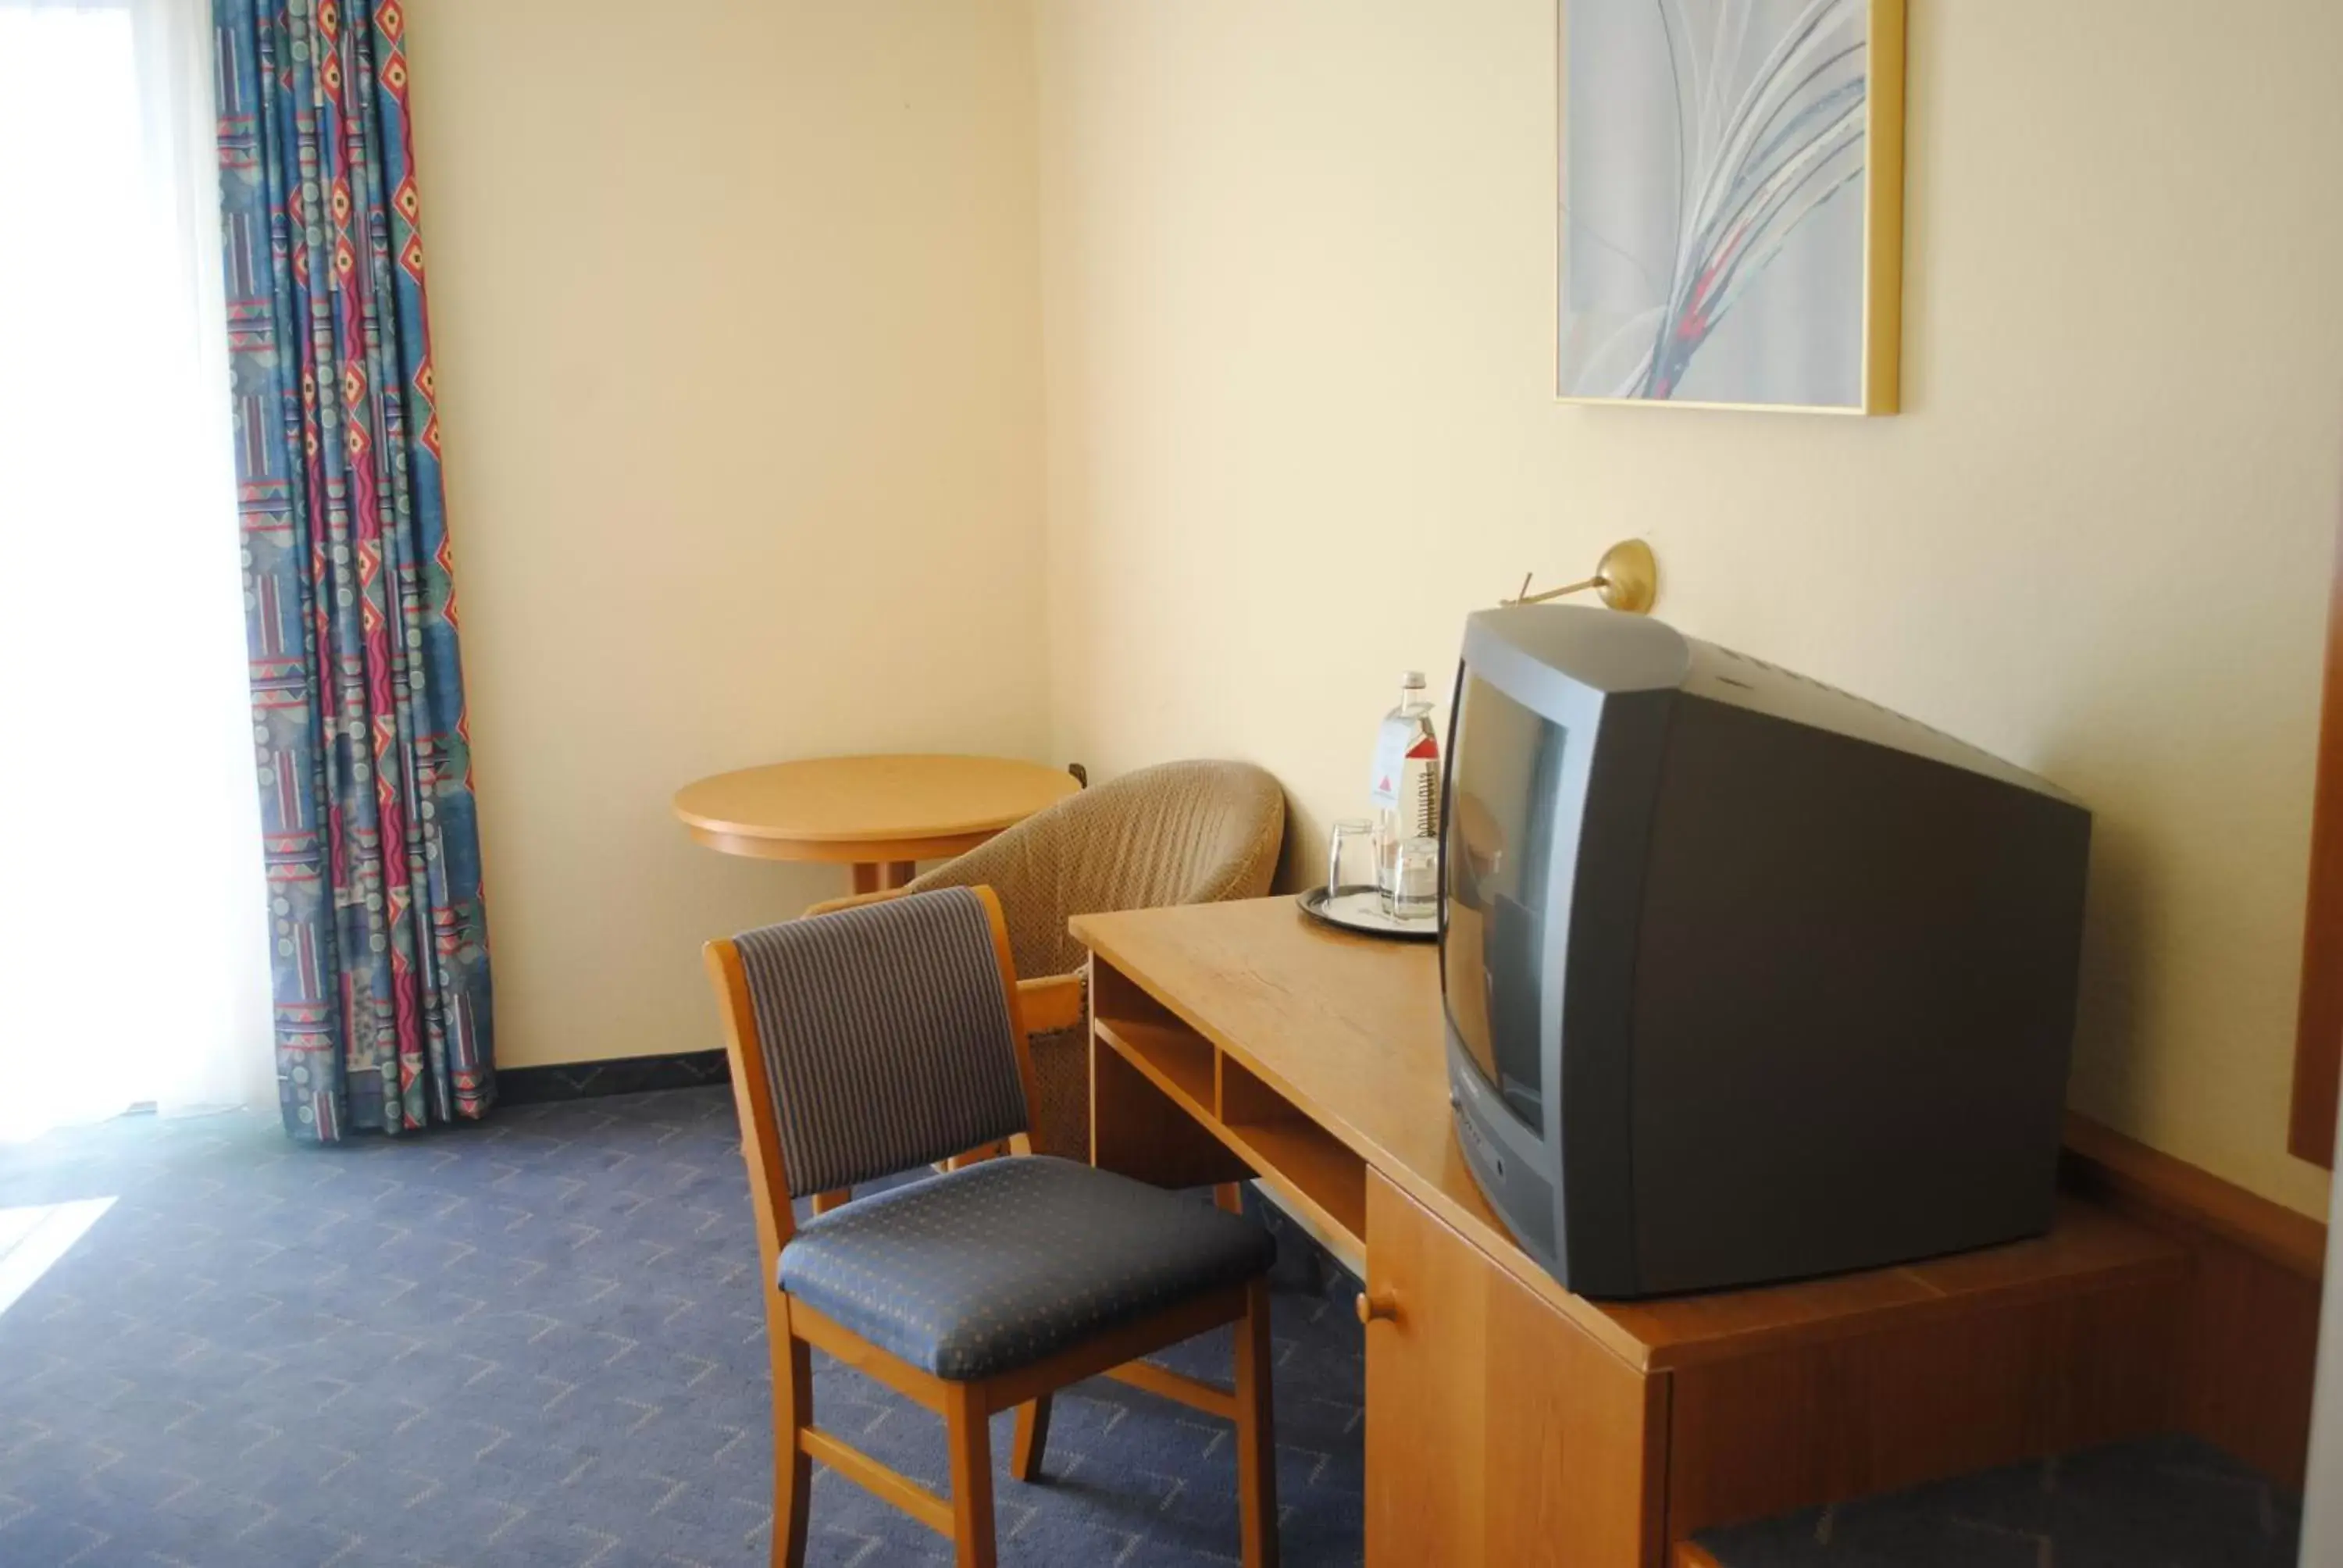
[1556,0,1906,415]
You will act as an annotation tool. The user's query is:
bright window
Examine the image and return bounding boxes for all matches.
[0,0,273,1138]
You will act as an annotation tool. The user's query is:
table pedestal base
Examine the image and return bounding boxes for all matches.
[851,861,920,896]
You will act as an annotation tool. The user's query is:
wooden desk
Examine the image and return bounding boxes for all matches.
[673,754,1079,893]
[1071,898,2295,1567]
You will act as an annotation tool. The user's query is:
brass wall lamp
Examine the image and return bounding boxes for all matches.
[1504,538,1659,615]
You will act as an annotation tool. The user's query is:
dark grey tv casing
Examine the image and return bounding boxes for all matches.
[1442,607,2093,1301]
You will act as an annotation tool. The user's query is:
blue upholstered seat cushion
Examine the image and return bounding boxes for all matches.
[778,1156,1275,1381]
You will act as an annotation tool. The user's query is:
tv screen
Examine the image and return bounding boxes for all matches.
[1442,675,1568,1132]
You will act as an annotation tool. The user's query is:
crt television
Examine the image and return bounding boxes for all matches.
[1441,605,2092,1300]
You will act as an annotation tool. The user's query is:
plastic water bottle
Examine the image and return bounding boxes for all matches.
[1368,672,1440,907]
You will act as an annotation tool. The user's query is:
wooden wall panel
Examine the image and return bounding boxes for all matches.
[2063,1112,2327,1490]
[2292,497,2343,1168]
[2179,1242,2325,1488]
[1664,1282,2182,1541]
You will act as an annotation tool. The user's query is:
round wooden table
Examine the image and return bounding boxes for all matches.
[672,754,1081,894]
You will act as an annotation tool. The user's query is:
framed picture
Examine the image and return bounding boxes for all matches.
[1556,0,1906,414]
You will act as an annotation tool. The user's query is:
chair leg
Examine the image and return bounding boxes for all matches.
[770,1328,814,1568]
[944,1382,998,1568]
[1010,1394,1053,1483]
[1232,1276,1280,1568]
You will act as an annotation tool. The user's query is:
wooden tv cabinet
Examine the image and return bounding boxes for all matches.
[1072,898,2318,1567]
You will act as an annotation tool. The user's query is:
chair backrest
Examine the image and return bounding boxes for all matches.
[729,886,1032,1198]
[904,759,1286,980]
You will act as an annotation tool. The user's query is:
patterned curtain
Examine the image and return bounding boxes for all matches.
[212,0,494,1142]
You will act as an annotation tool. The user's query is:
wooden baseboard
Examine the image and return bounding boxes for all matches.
[2060,1114,2326,1280]
[2059,1112,2327,1489]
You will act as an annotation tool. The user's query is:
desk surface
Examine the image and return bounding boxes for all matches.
[1071,896,2184,1374]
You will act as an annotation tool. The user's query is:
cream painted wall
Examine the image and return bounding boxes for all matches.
[1032,0,2343,1217]
[404,1,1047,1068]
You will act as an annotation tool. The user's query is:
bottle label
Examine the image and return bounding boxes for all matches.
[1368,717,1414,807]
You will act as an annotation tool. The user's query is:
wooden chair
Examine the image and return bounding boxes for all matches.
[704,885,1281,1568]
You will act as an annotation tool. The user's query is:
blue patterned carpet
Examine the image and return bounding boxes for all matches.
[0,1089,1366,1567]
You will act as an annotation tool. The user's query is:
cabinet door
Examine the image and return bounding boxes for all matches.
[1362,1171,1664,1568]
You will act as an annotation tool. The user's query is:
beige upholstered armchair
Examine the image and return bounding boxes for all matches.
[808,759,1286,1159]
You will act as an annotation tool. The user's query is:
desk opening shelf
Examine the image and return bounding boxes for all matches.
[1090,962,1369,1274]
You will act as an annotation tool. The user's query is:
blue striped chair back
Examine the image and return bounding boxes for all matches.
[732,887,1030,1198]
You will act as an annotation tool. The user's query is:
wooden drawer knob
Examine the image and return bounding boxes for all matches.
[1356,1290,1400,1326]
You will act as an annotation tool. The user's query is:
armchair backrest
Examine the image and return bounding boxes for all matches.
[908,760,1286,980]
[722,887,1035,1199]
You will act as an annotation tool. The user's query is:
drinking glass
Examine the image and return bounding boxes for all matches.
[1326,818,1375,900]
[1385,835,1439,921]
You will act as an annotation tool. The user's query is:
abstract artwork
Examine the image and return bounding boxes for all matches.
[1557,0,1904,413]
